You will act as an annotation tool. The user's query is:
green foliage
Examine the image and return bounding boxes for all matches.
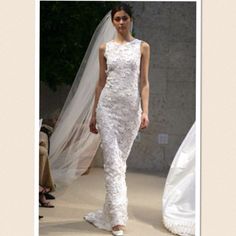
[40,1,120,91]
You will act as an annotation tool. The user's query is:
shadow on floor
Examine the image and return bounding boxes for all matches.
[130,204,171,235]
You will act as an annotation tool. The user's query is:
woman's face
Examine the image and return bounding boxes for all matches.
[112,10,132,33]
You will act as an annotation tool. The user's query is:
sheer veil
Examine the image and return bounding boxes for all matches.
[48,10,133,188]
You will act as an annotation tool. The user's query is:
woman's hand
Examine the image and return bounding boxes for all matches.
[140,112,149,130]
[89,115,98,134]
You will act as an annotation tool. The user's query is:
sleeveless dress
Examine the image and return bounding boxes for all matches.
[84,38,143,231]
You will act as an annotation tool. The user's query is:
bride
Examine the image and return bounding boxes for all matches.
[49,3,150,236]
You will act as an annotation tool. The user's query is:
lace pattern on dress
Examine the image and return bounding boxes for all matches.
[84,38,143,231]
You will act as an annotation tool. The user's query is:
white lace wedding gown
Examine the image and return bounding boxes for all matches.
[84,38,143,231]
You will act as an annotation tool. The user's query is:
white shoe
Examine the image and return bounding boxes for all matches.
[111,229,124,236]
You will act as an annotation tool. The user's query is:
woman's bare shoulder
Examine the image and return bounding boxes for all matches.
[140,40,150,56]
[99,42,106,51]
[140,40,150,49]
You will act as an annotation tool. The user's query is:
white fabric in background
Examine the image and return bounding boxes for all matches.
[39,118,43,130]
[162,122,195,236]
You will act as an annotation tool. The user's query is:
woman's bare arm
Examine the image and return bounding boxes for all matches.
[91,43,107,118]
[140,41,150,115]
[90,43,107,134]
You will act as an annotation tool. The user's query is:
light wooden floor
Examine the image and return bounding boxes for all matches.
[39,167,173,236]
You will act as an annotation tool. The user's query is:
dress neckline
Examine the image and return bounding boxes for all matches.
[111,38,137,46]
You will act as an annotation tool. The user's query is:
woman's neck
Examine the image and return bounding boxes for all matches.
[114,33,134,43]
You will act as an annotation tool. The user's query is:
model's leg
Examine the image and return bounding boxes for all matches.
[102,135,128,229]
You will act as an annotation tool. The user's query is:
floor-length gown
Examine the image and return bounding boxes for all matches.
[162,122,195,236]
[84,38,143,231]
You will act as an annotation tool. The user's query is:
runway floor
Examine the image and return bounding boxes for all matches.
[39,167,173,236]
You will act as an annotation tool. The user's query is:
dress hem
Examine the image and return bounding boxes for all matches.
[162,217,195,236]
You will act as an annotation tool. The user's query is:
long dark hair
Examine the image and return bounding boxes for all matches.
[111,3,133,21]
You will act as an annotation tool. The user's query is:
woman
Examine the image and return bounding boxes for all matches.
[84,3,150,236]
